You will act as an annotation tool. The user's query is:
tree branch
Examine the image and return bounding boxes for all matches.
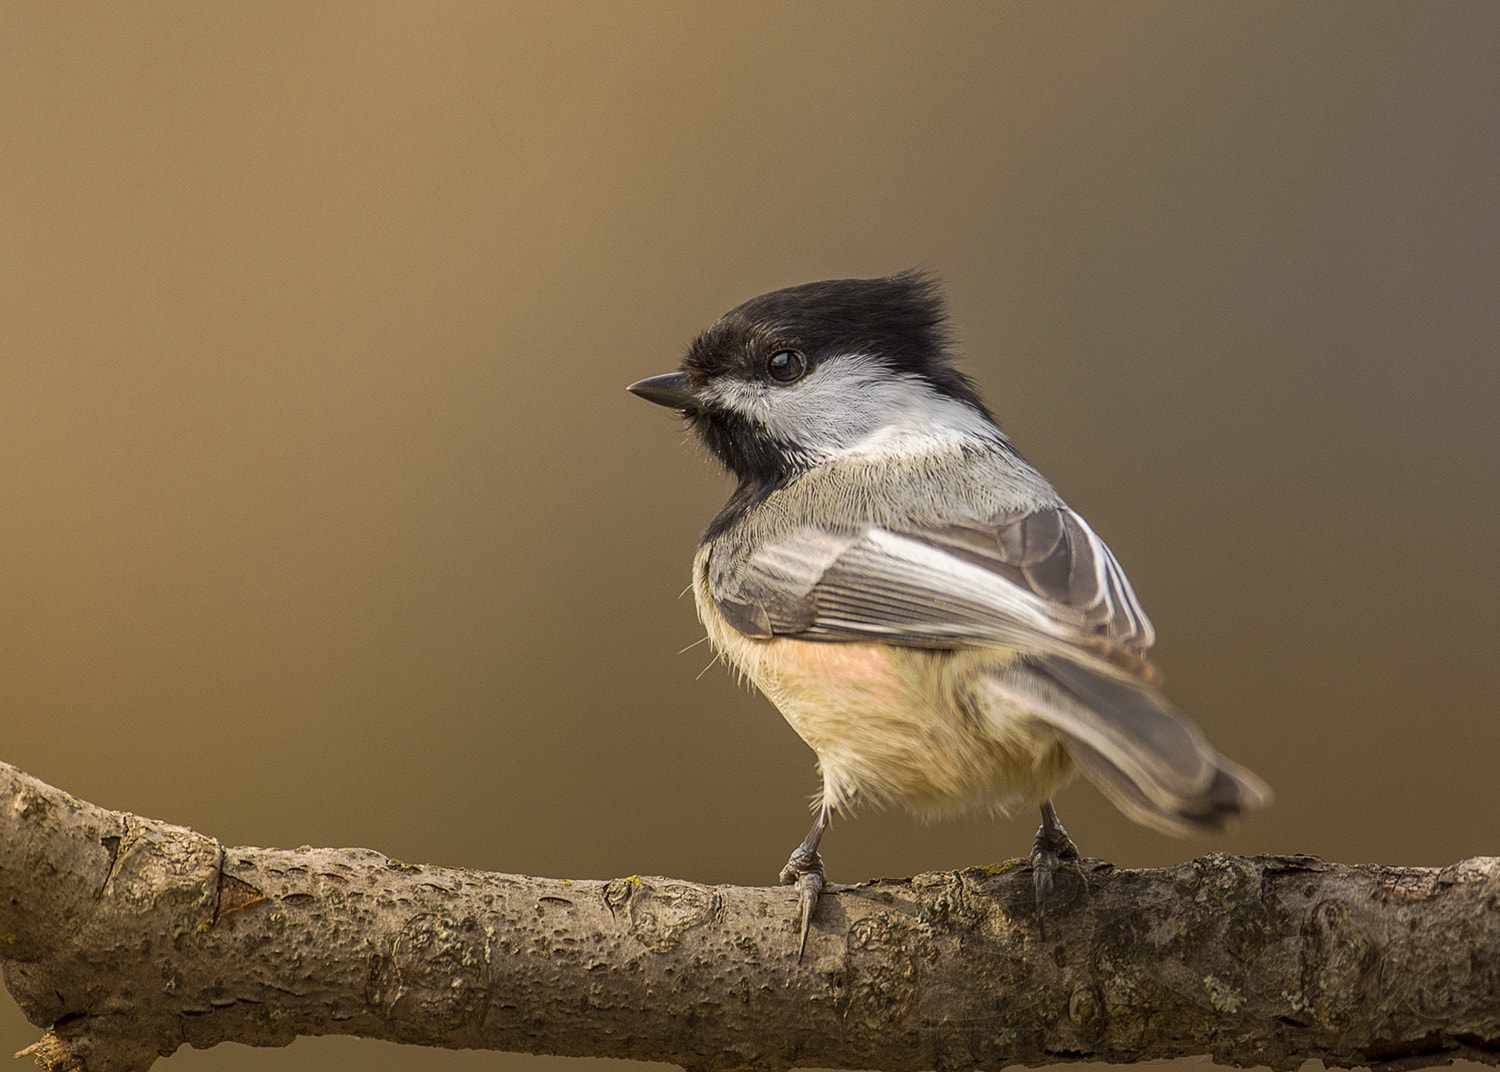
[2,760,1496,1072]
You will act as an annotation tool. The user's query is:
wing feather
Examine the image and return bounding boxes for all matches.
[920,508,1155,652]
[714,506,1157,671]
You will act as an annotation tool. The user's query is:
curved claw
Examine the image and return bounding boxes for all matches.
[780,805,831,960]
[781,848,825,960]
[791,869,825,960]
[1031,849,1060,941]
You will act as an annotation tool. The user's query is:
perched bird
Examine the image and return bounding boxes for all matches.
[629,271,1269,953]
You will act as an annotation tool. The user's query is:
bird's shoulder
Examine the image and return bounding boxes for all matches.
[702,437,1057,553]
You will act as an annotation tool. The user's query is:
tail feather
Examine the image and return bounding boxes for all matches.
[984,655,1271,836]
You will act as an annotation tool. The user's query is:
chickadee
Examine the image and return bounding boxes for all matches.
[629,271,1269,953]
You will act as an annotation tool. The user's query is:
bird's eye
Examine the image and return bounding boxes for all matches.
[767,350,807,383]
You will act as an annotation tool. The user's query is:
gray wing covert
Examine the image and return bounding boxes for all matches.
[922,506,1156,653]
[712,506,1156,662]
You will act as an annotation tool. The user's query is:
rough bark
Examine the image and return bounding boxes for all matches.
[1,760,1496,1072]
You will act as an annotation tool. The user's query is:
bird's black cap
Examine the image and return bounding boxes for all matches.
[681,270,992,419]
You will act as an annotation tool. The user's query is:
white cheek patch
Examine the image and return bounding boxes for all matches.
[828,382,1001,462]
[736,353,1001,463]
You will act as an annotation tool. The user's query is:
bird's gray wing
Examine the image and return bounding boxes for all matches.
[919,507,1155,653]
[715,505,1156,662]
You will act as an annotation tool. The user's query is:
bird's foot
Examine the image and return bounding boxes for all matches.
[780,845,826,961]
[1030,812,1080,941]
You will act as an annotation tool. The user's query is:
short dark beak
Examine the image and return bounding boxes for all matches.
[627,371,696,410]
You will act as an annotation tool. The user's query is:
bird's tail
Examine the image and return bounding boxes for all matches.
[983,656,1271,836]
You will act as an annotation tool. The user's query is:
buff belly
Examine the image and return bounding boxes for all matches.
[694,572,1073,815]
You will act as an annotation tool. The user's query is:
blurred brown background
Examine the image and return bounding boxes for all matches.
[2,4,1497,1070]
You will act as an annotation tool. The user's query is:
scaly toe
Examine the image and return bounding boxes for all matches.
[1030,827,1080,940]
